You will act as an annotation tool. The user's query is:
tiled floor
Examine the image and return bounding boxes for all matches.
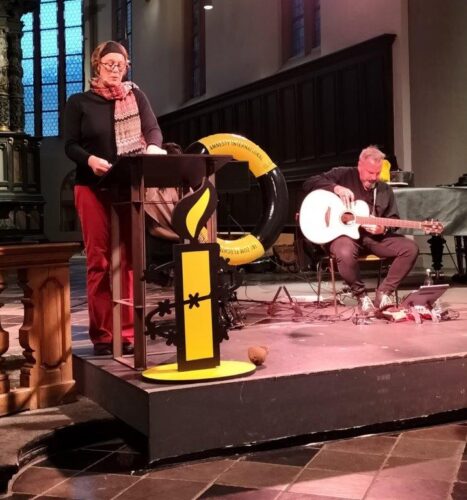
[7,423,467,499]
[2,257,467,499]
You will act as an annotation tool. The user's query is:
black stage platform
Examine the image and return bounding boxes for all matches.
[72,284,467,463]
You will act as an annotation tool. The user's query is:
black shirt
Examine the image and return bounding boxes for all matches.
[303,166,399,219]
[64,88,163,186]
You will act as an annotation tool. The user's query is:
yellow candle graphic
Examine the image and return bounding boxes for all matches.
[172,180,220,370]
[142,178,256,382]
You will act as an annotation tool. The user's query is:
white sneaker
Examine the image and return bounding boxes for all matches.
[357,294,376,314]
[376,292,394,309]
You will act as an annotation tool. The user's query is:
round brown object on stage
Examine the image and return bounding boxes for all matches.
[248,345,268,366]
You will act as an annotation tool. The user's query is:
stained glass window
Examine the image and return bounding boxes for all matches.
[113,0,132,80]
[21,12,34,135]
[21,0,83,137]
[43,111,59,136]
[291,0,305,57]
[65,55,81,81]
[65,27,82,54]
[41,57,58,83]
[282,0,320,62]
[22,59,34,86]
[312,0,321,49]
[187,0,206,99]
[24,87,34,113]
[42,84,58,111]
[64,0,81,27]
[22,31,34,58]
[40,2,57,29]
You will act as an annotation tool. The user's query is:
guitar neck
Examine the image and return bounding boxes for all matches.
[354,215,424,230]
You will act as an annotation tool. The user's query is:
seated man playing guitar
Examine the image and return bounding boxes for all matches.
[301,146,440,314]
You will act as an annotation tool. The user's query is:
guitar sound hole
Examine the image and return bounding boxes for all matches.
[341,212,355,225]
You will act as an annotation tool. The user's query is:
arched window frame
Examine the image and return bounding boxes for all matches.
[281,0,321,63]
[184,0,206,100]
[112,0,132,80]
[21,0,84,137]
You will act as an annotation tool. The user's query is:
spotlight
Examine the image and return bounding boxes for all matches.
[203,1,213,10]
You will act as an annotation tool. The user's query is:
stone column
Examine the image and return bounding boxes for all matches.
[0,8,9,132]
[0,0,37,132]
[7,14,24,132]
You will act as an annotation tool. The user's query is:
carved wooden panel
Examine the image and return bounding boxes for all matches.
[190,117,201,143]
[0,133,44,238]
[39,277,65,370]
[210,110,222,134]
[0,143,6,187]
[264,91,280,163]
[339,66,360,154]
[279,85,297,165]
[250,96,264,147]
[0,243,81,414]
[298,79,316,161]
[223,106,235,135]
[13,143,22,185]
[199,114,210,138]
[364,57,387,145]
[236,101,249,138]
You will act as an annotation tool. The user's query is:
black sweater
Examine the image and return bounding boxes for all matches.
[303,166,399,219]
[64,88,163,186]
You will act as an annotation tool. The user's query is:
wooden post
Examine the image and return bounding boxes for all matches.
[0,271,10,394]
[0,242,80,415]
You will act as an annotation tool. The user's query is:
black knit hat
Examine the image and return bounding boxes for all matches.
[100,41,127,58]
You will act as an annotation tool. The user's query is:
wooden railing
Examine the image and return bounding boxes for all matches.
[0,243,81,417]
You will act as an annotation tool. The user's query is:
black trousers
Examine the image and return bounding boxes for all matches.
[329,233,419,296]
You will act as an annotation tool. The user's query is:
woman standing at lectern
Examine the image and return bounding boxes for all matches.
[64,40,165,356]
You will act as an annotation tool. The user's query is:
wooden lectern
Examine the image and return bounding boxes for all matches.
[98,154,232,369]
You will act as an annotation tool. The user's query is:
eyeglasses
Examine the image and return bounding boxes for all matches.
[100,61,127,72]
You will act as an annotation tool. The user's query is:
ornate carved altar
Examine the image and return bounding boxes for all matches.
[0,1,44,242]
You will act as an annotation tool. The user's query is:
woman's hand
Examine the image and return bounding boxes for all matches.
[88,155,111,176]
[146,144,167,155]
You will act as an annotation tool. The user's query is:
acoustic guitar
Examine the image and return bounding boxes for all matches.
[299,189,444,245]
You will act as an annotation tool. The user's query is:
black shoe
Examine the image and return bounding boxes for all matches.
[93,343,134,356]
[93,343,112,356]
[122,343,134,355]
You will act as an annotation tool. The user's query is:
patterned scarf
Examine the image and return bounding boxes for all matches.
[90,79,146,155]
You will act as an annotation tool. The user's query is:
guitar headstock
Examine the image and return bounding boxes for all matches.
[422,219,444,235]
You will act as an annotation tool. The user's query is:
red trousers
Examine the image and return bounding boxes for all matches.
[74,185,134,344]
